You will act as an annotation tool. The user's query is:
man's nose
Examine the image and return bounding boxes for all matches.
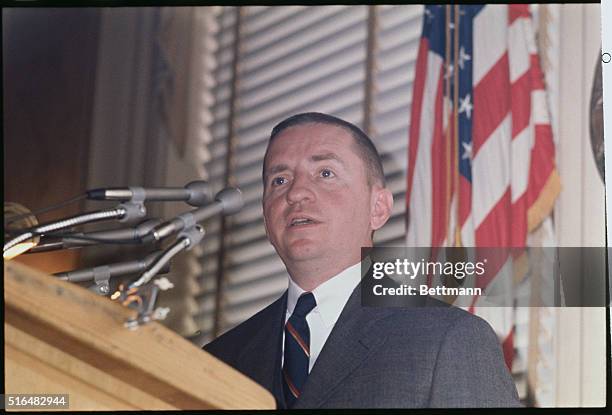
[286,174,314,205]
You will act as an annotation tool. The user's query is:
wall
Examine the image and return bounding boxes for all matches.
[545,3,606,407]
[86,7,219,336]
[3,8,101,274]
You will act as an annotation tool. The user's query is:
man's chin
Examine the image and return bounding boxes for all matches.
[286,249,322,262]
[283,242,325,263]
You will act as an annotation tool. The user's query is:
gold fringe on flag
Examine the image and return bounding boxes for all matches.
[528,169,561,233]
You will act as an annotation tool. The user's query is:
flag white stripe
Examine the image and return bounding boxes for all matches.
[473,5,508,85]
[532,89,550,125]
[407,51,443,246]
[461,213,475,247]
[508,18,531,83]
[471,115,512,228]
[511,127,533,202]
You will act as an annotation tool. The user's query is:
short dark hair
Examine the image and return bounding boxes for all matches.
[264,112,385,186]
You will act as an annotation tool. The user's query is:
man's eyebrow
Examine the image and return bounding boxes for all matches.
[264,163,290,178]
[310,152,345,165]
[264,153,345,178]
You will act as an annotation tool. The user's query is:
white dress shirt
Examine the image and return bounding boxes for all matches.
[283,261,363,372]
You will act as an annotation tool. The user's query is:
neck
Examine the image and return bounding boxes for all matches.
[286,257,361,292]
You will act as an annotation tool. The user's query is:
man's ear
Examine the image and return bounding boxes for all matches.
[370,186,394,231]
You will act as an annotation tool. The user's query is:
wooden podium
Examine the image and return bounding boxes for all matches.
[4,261,276,410]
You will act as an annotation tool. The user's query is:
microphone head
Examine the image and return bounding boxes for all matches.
[185,180,212,207]
[135,218,163,238]
[215,187,244,215]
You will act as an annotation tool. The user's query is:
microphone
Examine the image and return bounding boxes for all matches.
[3,204,146,254]
[53,251,168,283]
[28,219,162,253]
[128,188,242,290]
[142,187,243,244]
[86,180,211,207]
[55,251,170,296]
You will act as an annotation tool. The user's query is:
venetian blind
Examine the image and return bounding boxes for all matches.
[194,5,425,341]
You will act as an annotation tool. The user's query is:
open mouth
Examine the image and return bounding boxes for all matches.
[289,218,318,227]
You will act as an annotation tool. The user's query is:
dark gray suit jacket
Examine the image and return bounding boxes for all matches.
[204,281,521,408]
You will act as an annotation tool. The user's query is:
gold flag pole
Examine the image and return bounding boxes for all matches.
[444,5,452,247]
[445,5,465,305]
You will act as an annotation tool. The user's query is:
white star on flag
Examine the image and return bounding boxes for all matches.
[461,141,473,160]
[458,46,471,70]
[459,94,473,119]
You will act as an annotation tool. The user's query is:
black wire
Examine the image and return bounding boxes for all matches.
[5,193,88,228]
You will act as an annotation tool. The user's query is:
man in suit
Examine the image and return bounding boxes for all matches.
[204,112,521,408]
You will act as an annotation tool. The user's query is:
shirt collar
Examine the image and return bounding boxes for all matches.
[286,261,364,329]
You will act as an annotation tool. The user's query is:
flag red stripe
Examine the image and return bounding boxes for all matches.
[510,70,531,138]
[527,124,556,206]
[509,4,530,25]
[511,193,528,247]
[529,54,546,90]
[473,52,510,156]
[430,71,448,246]
[476,188,512,247]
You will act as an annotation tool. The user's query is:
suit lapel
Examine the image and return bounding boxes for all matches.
[294,282,395,409]
[235,292,287,408]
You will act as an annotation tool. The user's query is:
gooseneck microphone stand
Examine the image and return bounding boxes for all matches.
[3,202,146,254]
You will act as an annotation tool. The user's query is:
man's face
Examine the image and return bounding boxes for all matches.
[262,123,390,273]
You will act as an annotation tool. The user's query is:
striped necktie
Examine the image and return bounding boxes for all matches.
[282,292,316,408]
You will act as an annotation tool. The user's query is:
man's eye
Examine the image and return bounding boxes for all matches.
[320,169,335,178]
[271,176,287,186]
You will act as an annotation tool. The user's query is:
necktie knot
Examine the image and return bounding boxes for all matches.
[293,292,316,318]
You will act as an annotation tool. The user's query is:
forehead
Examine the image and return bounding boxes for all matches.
[265,123,360,163]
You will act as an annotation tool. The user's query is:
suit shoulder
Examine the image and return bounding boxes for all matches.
[428,304,501,341]
[380,303,503,356]
[427,308,521,407]
[388,301,482,332]
[203,294,285,363]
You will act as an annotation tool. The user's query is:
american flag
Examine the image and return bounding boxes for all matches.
[406,5,560,369]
